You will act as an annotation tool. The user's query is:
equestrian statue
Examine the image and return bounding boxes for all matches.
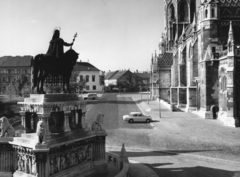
[32,27,79,94]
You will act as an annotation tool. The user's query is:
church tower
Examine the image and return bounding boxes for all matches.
[164,0,196,51]
[197,0,220,117]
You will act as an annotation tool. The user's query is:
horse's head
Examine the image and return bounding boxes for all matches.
[65,49,79,66]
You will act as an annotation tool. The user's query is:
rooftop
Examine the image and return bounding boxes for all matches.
[0,56,32,67]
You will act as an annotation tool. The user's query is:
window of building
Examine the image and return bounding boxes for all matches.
[86,75,89,82]
[93,85,96,90]
[211,8,215,18]
[80,75,83,82]
[92,75,95,82]
[205,9,208,18]
[86,85,89,90]
[212,47,216,53]
[178,0,188,22]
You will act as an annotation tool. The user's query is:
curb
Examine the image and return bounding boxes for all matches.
[106,146,240,166]
[129,160,159,177]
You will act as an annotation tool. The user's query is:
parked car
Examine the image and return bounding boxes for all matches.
[123,112,152,123]
[82,93,97,100]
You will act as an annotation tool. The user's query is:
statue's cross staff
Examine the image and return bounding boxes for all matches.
[70,32,77,49]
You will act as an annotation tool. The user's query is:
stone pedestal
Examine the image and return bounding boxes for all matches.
[9,94,107,177]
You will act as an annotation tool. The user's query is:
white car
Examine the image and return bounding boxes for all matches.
[123,112,152,123]
[82,93,97,100]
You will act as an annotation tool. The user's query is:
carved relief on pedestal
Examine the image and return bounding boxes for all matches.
[48,140,93,176]
[13,146,37,176]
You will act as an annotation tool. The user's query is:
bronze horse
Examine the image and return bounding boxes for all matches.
[32,49,79,94]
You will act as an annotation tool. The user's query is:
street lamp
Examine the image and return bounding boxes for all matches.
[159,96,161,118]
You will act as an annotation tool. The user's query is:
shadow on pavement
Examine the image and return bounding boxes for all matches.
[110,149,223,157]
[145,165,240,177]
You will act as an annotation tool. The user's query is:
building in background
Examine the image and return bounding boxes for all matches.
[73,61,104,93]
[152,0,240,127]
[132,71,150,92]
[0,56,32,94]
[105,70,150,92]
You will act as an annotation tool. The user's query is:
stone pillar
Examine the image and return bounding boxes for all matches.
[186,87,197,111]
[178,88,187,109]
[81,112,86,129]
[0,139,15,177]
[41,115,50,144]
[64,113,71,132]
[20,112,26,134]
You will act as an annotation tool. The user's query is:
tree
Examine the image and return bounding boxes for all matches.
[70,72,86,93]
[16,74,31,97]
[5,84,17,101]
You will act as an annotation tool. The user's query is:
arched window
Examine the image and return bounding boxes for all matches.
[205,9,208,18]
[211,8,215,18]
[169,4,175,21]
[179,0,188,22]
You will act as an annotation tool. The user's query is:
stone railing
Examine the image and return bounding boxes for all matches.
[106,144,131,177]
[115,162,130,177]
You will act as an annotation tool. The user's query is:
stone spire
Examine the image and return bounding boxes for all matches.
[120,143,126,157]
[228,21,234,45]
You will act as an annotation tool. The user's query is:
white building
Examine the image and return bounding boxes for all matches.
[73,62,104,93]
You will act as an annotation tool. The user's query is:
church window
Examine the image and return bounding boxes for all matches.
[205,9,208,18]
[211,8,215,18]
[179,0,188,22]
[169,4,175,21]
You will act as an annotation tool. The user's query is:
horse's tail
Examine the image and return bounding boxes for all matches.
[31,55,40,90]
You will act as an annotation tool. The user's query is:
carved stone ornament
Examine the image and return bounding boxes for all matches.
[0,116,15,137]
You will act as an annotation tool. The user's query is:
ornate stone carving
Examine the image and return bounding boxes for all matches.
[36,119,46,144]
[91,114,104,131]
[0,116,15,137]
[49,143,93,176]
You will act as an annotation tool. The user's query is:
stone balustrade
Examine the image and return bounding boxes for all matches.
[106,144,131,177]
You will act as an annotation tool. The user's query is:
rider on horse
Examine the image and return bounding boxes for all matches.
[46,27,73,60]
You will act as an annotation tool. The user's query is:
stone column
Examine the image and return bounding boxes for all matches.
[64,113,71,132]
[0,140,15,177]
[82,112,86,129]
[42,115,50,144]
[20,112,26,134]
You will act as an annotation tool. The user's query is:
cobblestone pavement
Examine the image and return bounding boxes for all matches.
[115,93,240,177]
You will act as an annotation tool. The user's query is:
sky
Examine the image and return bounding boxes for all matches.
[0,0,165,72]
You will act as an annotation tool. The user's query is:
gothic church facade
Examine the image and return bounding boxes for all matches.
[151,0,240,127]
